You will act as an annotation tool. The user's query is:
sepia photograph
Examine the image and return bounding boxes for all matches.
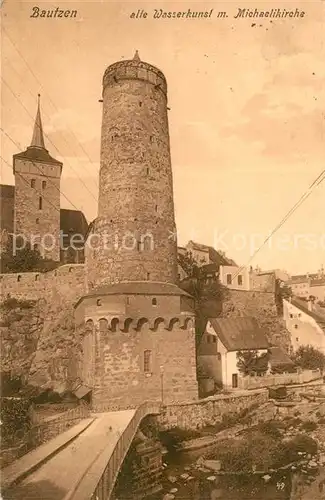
[0,1,324,498]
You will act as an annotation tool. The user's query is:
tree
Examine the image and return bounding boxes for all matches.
[178,251,229,343]
[0,239,58,273]
[291,345,325,372]
[275,278,292,316]
[236,350,269,376]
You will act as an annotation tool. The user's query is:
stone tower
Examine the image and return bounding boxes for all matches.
[13,96,62,261]
[77,53,198,410]
[86,51,177,288]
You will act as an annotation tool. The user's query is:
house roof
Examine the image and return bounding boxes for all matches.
[310,278,325,287]
[268,346,295,368]
[185,240,237,267]
[208,316,269,351]
[290,297,325,327]
[60,209,88,236]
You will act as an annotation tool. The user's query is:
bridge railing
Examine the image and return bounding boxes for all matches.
[64,401,161,500]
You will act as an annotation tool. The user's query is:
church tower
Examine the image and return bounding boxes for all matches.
[86,51,177,288]
[13,96,62,261]
[77,53,198,410]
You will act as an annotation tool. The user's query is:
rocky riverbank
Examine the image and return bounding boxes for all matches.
[155,396,325,500]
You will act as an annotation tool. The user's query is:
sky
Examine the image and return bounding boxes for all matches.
[1,0,324,275]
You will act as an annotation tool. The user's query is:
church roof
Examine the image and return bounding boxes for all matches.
[89,281,192,297]
[60,208,89,236]
[13,96,62,169]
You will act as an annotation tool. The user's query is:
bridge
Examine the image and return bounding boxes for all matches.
[2,402,162,500]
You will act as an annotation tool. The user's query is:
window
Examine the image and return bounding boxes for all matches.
[17,275,22,282]
[42,181,47,189]
[139,101,142,107]
[226,274,232,285]
[155,205,158,212]
[36,218,39,224]
[147,272,150,280]
[152,298,157,306]
[31,179,36,188]
[294,324,298,329]
[146,168,149,175]
[296,337,299,342]
[237,275,243,286]
[39,196,42,210]
[35,274,39,281]
[144,350,152,373]
[126,297,130,305]
[97,299,102,306]
[212,336,217,343]
[290,314,293,318]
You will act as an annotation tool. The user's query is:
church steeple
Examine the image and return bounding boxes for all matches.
[30,94,46,149]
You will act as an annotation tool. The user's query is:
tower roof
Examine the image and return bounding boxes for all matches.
[133,50,140,62]
[30,95,46,149]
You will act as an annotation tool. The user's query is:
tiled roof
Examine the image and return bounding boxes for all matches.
[13,147,62,167]
[208,317,269,351]
[60,209,88,236]
[269,346,295,368]
[291,298,325,326]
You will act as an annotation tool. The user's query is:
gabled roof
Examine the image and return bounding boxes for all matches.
[269,346,295,369]
[60,209,88,236]
[208,316,269,351]
[290,298,325,327]
[185,241,237,267]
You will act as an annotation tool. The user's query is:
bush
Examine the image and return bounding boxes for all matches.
[274,434,318,467]
[159,427,202,450]
[300,421,317,432]
[0,397,32,444]
[1,297,35,310]
[258,421,282,439]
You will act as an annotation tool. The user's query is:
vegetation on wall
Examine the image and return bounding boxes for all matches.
[178,250,229,342]
[0,239,59,273]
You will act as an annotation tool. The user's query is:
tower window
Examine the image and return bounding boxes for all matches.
[146,168,149,175]
[97,299,102,306]
[39,197,42,210]
[36,218,39,224]
[31,179,36,188]
[147,273,150,280]
[42,181,47,189]
[150,136,153,143]
[126,297,130,305]
[17,275,22,282]
[155,205,158,212]
[35,274,39,281]
[144,350,152,373]
[139,101,142,107]
[152,298,157,306]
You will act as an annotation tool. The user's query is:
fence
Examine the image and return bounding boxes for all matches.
[238,369,321,390]
[63,401,162,500]
[0,401,90,468]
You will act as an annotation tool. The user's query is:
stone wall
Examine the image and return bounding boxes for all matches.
[0,265,87,393]
[223,289,291,351]
[0,264,86,303]
[91,319,198,411]
[156,389,268,431]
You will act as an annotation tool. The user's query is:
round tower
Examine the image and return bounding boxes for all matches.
[86,51,178,288]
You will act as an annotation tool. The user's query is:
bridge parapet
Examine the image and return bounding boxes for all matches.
[63,401,162,500]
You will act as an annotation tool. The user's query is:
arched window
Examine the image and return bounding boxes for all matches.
[17,275,22,282]
[31,179,36,188]
[85,319,94,332]
[42,181,47,189]
[39,197,42,210]
[144,350,152,373]
[35,274,39,281]
[97,299,102,306]
[99,318,108,332]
